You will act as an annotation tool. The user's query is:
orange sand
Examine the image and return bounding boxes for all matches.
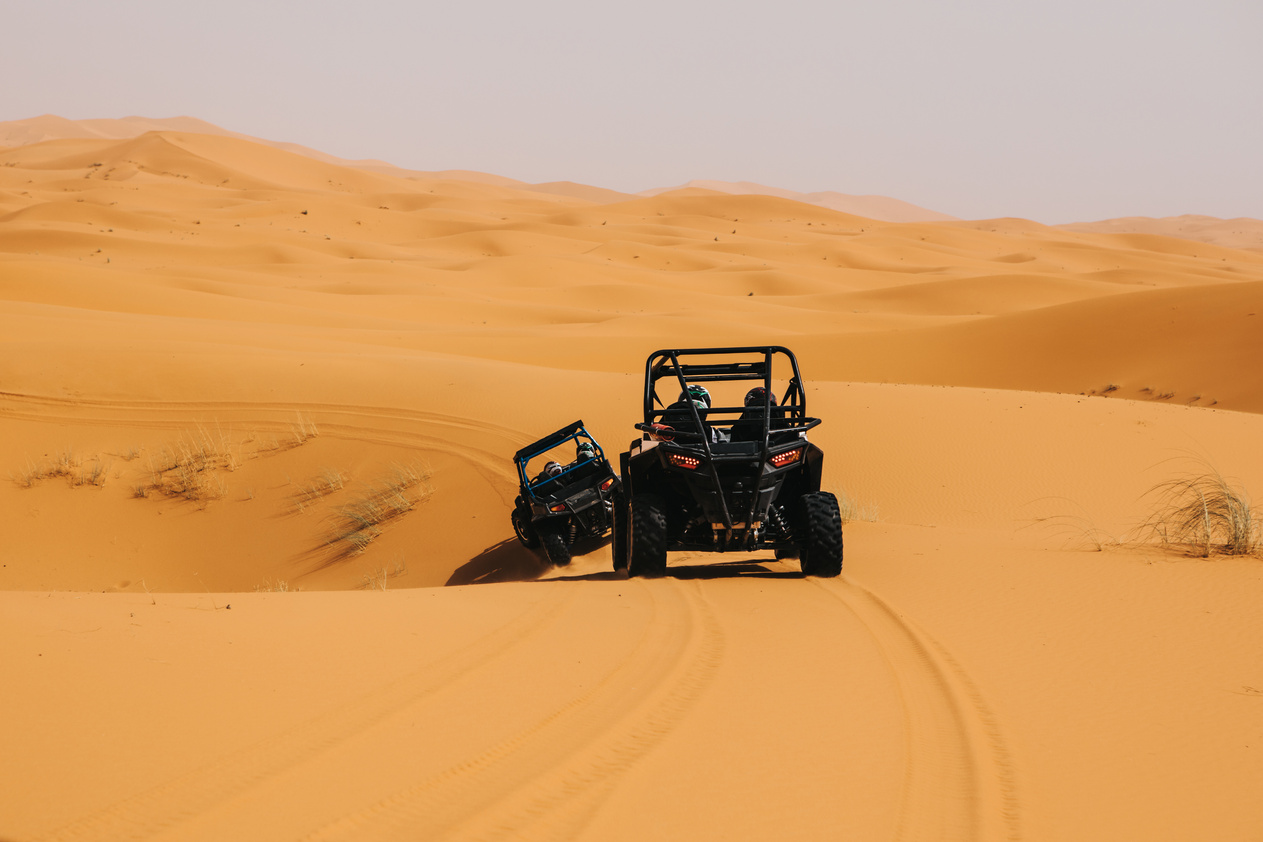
[2,119,1262,841]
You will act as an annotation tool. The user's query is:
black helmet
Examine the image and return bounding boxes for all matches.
[744,386,777,407]
[575,441,596,459]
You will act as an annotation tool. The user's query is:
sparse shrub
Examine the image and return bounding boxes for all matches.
[359,559,407,590]
[1030,510,1122,552]
[80,458,110,487]
[293,467,344,512]
[13,449,87,488]
[292,413,318,445]
[140,426,235,502]
[328,463,432,558]
[257,413,320,454]
[1140,464,1260,557]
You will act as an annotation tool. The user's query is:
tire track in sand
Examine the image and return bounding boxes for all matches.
[0,391,527,503]
[34,592,577,842]
[299,579,724,842]
[808,578,1022,842]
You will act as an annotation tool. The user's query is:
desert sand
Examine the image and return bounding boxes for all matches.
[2,120,1262,841]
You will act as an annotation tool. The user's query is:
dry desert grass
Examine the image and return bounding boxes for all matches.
[1141,464,1261,557]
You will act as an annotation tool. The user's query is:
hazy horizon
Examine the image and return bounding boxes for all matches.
[4,0,1259,224]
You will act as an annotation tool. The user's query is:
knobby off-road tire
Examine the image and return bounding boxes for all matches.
[797,492,843,577]
[512,507,540,549]
[628,494,668,578]
[541,525,571,567]
[611,487,629,572]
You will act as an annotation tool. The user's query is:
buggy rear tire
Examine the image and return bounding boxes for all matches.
[611,487,629,572]
[512,507,539,549]
[541,525,571,567]
[628,494,668,578]
[797,492,843,577]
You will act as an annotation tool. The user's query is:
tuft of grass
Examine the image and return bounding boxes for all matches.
[1029,512,1123,552]
[13,449,111,489]
[1140,464,1260,558]
[255,413,320,454]
[13,456,50,488]
[80,458,110,487]
[292,413,319,445]
[359,558,407,590]
[328,463,432,558]
[139,426,236,502]
[293,467,345,512]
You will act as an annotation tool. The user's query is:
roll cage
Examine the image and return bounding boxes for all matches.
[631,346,822,535]
[514,419,609,503]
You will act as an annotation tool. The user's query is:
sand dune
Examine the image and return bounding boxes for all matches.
[640,179,960,222]
[3,126,1262,841]
[1059,214,1263,252]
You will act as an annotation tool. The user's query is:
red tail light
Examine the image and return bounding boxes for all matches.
[769,448,803,468]
[668,453,701,470]
[549,504,567,513]
[600,477,615,491]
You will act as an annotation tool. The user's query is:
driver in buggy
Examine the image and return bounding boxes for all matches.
[532,460,564,485]
[531,441,599,486]
[660,384,730,443]
[730,386,798,443]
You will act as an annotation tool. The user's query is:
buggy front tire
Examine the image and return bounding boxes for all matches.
[628,494,668,578]
[797,492,843,577]
[541,525,571,567]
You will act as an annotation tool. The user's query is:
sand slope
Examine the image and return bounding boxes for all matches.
[1059,214,1263,252]
[640,179,960,222]
[3,127,1263,841]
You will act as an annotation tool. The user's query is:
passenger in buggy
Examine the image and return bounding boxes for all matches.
[532,460,564,485]
[730,386,790,443]
[532,441,600,488]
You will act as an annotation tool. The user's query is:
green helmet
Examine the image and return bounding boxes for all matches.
[576,441,596,459]
[680,383,711,408]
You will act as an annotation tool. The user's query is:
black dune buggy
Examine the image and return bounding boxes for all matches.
[612,346,843,578]
[511,420,621,567]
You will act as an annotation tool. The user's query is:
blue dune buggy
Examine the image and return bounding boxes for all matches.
[511,420,621,567]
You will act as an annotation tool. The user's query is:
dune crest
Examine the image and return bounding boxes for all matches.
[1058,213,1263,251]
[640,178,960,222]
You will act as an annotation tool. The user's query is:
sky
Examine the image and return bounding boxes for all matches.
[3,0,1260,223]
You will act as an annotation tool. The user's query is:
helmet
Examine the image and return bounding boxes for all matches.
[744,387,777,407]
[575,441,596,459]
[680,383,711,408]
[543,461,563,478]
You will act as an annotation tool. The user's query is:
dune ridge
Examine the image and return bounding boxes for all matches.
[639,178,960,222]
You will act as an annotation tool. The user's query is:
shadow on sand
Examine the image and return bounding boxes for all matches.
[445,538,552,586]
[447,539,803,586]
